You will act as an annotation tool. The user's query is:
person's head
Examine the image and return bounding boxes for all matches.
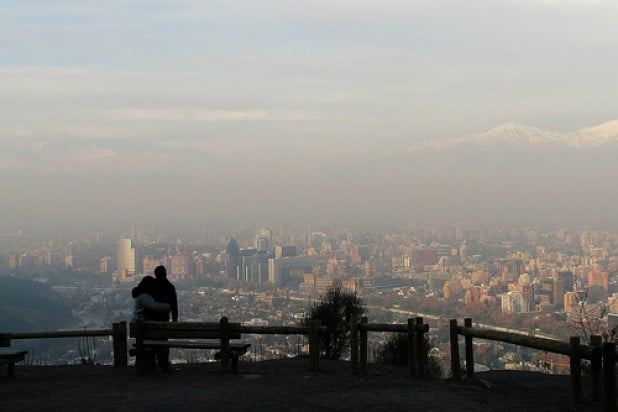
[154,265,167,279]
[134,276,157,296]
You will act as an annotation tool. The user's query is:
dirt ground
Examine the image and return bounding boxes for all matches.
[0,359,607,411]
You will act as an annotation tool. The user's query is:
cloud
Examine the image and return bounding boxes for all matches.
[121,108,321,122]
[1,1,617,152]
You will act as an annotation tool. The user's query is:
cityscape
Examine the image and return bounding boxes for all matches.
[2,221,617,374]
[3,1,618,409]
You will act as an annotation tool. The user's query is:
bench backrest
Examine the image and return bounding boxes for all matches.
[130,319,241,340]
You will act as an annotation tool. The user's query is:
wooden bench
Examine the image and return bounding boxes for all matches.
[129,317,250,376]
[0,349,28,377]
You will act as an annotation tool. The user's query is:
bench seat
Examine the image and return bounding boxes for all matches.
[129,317,250,375]
[0,349,28,377]
[139,340,251,352]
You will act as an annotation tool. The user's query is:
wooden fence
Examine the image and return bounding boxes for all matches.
[239,321,324,372]
[0,322,128,368]
[349,316,430,377]
[450,318,617,411]
[3,317,616,409]
[0,317,430,376]
[238,316,429,375]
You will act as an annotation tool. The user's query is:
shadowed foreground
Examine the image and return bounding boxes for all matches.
[1,359,602,411]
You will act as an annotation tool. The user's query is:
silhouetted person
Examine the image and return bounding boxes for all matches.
[150,265,178,372]
[131,276,171,321]
[131,275,170,371]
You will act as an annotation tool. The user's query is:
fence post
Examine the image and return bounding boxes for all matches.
[449,319,461,380]
[360,317,368,374]
[407,318,416,377]
[464,318,474,378]
[603,342,616,412]
[112,321,128,368]
[569,336,582,404]
[415,317,425,378]
[0,333,10,347]
[309,320,320,373]
[590,335,602,402]
[220,317,231,372]
[134,319,145,376]
[351,314,358,375]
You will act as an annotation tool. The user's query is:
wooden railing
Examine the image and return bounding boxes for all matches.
[350,316,430,377]
[239,317,430,375]
[1,317,429,376]
[237,321,325,372]
[0,322,128,368]
[450,318,617,411]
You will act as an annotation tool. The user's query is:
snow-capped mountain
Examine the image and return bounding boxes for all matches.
[409,120,618,152]
[568,120,618,148]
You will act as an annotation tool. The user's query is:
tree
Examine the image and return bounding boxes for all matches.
[567,290,615,344]
[302,285,366,360]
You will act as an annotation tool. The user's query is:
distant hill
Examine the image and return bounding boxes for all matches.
[0,276,76,332]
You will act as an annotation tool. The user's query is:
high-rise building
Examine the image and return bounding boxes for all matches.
[275,245,297,258]
[564,292,576,314]
[553,279,565,311]
[117,238,135,275]
[501,291,528,313]
[225,238,240,278]
[256,228,272,253]
[169,253,190,280]
[268,255,316,286]
[256,236,270,253]
[99,256,111,273]
[242,251,269,283]
[588,268,608,292]
[557,271,574,292]
[143,255,164,276]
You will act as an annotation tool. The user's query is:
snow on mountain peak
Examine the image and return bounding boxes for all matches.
[408,120,618,152]
[474,122,561,146]
[569,120,618,147]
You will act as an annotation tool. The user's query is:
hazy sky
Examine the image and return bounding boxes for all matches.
[1,1,618,232]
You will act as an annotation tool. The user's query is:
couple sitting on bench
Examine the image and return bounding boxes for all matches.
[131,265,178,373]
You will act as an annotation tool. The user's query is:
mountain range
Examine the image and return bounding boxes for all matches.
[408,120,618,152]
[3,119,618,233]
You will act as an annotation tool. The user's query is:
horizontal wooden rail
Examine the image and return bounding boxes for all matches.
[456,325,593,359]
[6,329,113,340]
[241,325,322,335]
[1,323,127,368]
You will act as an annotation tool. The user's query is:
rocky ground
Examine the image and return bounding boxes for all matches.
[0,359,608,411]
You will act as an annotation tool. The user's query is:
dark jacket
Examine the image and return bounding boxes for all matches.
[151,277,178,322]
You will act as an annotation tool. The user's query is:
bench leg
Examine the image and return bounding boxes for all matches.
[231,355,239,373]
[135,352,145,376]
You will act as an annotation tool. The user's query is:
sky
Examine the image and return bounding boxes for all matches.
[1,1,618,233]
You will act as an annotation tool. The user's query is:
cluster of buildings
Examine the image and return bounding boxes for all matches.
[2,224,618,332]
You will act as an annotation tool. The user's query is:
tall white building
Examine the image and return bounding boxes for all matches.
[501,291,528,314]
[256,227,273,253]
[117,238,135,275]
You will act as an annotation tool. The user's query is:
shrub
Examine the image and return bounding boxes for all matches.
[302,286,366,360]
[377,333,443,378]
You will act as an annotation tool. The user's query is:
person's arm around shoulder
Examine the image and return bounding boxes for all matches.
[137,293,170,313]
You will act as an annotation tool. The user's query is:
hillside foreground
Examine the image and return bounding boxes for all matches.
[1,358,606,411]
